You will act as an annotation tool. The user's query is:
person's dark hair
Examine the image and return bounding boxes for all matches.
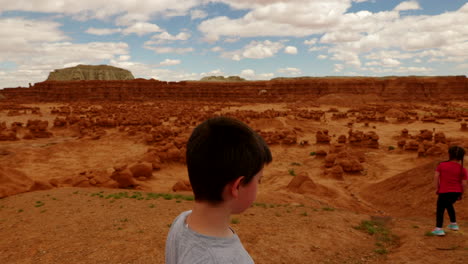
[448,145,465,161]
[446,145,465,179]
[186,116,272,203]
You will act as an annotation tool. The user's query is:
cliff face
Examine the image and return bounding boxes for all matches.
[1,76,466,103]
[46,65,134,81]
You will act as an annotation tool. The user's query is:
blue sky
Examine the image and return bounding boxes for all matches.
[0,0,467,88]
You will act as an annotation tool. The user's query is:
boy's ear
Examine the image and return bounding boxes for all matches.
[230,176,245,199]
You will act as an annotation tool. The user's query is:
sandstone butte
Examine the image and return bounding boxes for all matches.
[46,64,134,81]
[0,75,466,103]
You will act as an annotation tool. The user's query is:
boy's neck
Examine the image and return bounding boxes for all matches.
[186,201,234,238]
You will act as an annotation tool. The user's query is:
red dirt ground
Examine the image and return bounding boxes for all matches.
[2,100,468,263]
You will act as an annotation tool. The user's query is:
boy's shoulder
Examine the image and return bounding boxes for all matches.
[165,211,254,264]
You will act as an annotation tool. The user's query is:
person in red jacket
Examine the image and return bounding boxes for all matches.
[432,146,468,236]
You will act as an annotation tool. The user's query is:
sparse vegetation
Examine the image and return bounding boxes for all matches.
[34,201,45,208]
[253,202,268,208]
[310,152,316,156]
[290,162,301,166]
[388,146,395,151]
[322,207,335,211]
[231,218,240,224]
[288,169,296,176]
[301,212,308,216]
[374,248,388,255]
[354,220,399,256]
[91,191,194,202]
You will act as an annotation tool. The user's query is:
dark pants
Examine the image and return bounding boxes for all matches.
[436,192,461,228]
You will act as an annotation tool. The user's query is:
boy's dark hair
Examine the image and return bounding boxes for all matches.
[186,116,272,203]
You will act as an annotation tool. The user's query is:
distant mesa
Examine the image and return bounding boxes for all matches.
[199,76,246,82]
[46,64,134,81]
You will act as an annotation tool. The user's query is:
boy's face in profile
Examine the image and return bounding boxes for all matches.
[232,169,263,214]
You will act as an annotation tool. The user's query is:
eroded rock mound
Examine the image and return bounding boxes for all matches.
[287,172,317,194]
[172,180,192,192]
[0,168,50,198]
[47,65,134,81]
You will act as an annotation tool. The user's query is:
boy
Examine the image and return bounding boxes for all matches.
[165,116,272,264]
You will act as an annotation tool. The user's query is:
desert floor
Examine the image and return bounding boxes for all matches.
[1,101,468,264]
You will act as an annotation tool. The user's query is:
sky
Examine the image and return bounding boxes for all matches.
[0,0,467,88]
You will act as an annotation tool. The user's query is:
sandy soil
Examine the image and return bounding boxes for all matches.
[1,101,468,263]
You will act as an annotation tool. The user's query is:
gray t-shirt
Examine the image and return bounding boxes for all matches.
[165,210,255,264]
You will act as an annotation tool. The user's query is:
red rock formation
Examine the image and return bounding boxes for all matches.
[401,129,409,138]
[0,122,18,141]
[287,172,317,194]
[316,130,331,144]
[49,170,117,188]
[24,120,53,139]
[2,76,466,103]
[434,132,446,144]
[325,165,344,180]
[0,167,34,198]
[129,162,153,179]
[337,135,347,143]
[110,165,136,188]
[324,154,337,168]
[462,122,468,131]
[417,129,433,141]
[426,143,449,156]
[405,140,419,151]
[172,180,192,192]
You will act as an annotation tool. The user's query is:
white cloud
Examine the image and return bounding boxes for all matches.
[330,50,361,67]
[0,0,202,21]
[121,22,162,36]
[0,17,133,88]
[366,58,401,67]
[318,55,327,59]
[308,46,327,52]
[0,18,67,52]
[394,1,421,11]
[334,64,344,72]
[211,46,223,52]
[224,37,240,43]
[284,46,298,55]
[304,38,318,45]
[190,9,208,20]
[146,31,191,44]
[0,41,129,88]
[199,0,350,41]
[144,46,194,54]
[239,69,274,80]
[277,67,302,75]
[85,27,121,35]
[200,69,225,76]
[119,55,131,61]
[159,59,181,66]
[221,40,284,60]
